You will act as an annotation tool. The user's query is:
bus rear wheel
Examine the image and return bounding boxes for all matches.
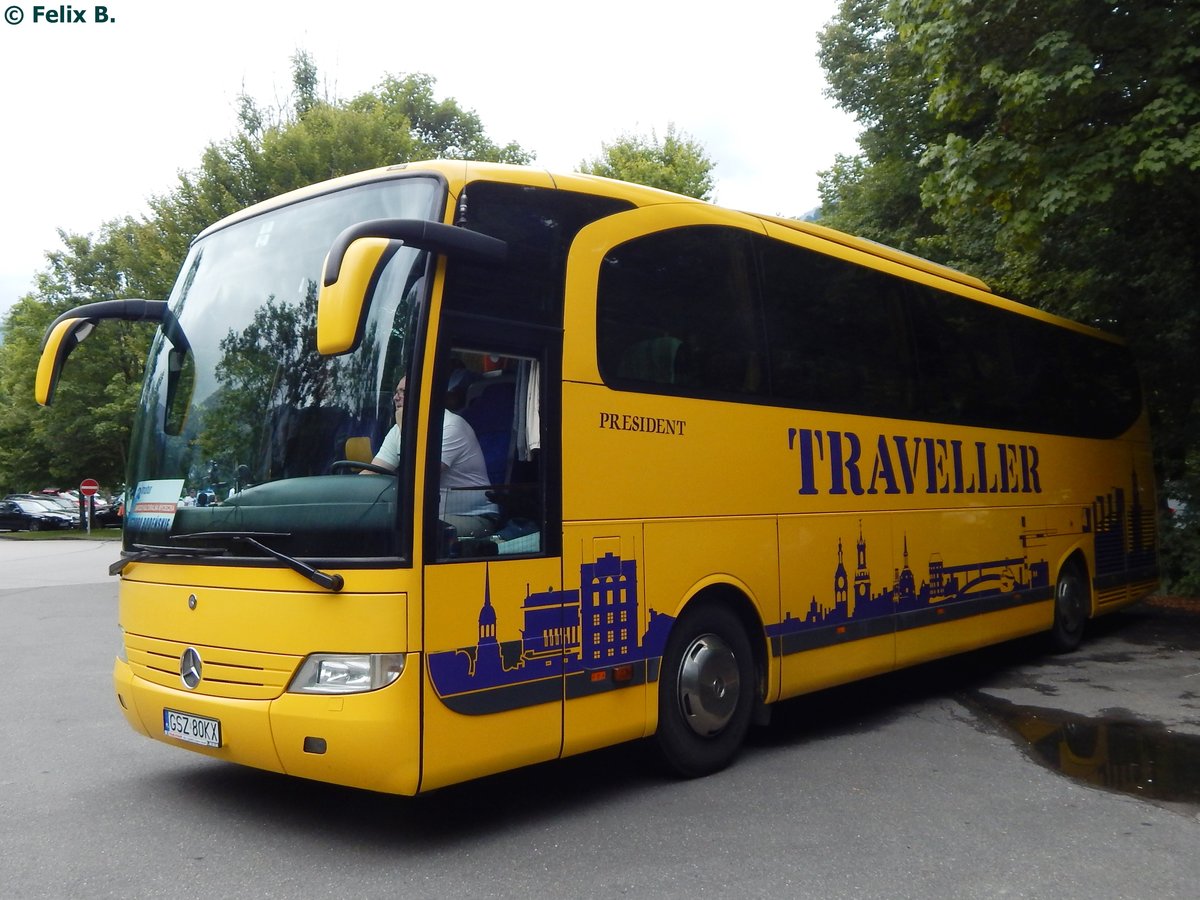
[655,602,755,778]
[1050,563,1089,653]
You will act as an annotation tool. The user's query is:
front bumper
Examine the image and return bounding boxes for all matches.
[114,654,422,795]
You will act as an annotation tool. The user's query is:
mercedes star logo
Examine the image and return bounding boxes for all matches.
[180,647,203,690]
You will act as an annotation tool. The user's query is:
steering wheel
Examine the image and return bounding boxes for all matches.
[330,459,393,475]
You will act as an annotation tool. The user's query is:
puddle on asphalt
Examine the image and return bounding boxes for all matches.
[968,694,1200,810]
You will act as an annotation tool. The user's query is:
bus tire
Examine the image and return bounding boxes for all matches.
[655,601,755,778]
[1050,563,1089,653]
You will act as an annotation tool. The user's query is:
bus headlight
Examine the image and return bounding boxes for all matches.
[117,626,127,664]
[288,653,406,694]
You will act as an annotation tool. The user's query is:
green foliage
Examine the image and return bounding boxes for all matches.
[819,0,1200,590]
[580,124,716,200]
[0,55,532,497]
[361,74,533,164]
[817,0,941,249]
[291,49,320,119]
[0,224,160,493]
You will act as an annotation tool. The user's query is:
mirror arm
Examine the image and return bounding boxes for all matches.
[322,219,507,288]
[36,298,185,407]
[42,298,168,343]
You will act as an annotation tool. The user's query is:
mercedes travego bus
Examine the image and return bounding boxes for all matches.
[36,160,1158,793]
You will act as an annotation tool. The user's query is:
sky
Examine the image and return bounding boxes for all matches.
[0,0,861,319]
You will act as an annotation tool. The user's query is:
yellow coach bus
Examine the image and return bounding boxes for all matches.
[36,160,1157,793]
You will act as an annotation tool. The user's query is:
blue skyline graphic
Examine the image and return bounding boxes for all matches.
[427,553,674,715]
[429,471,1156,711]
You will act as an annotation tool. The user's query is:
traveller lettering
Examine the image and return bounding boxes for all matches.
[788,427,1041,496]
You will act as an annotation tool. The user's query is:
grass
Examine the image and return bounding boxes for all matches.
[0,527,122,541]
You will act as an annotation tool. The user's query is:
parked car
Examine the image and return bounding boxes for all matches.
[92,496,122,527]
[0,498,74,531]
[23,493,84,526]
[10,493,82,524]
[36,489,123,527]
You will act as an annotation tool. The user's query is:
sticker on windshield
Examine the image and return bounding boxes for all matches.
[127,479,186,536]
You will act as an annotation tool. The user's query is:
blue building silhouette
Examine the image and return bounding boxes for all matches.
[428,553,672,713]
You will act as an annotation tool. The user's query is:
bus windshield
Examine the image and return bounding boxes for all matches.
[124,175,444,560]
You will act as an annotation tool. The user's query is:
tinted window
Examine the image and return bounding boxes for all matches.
[1012,311,1141,437]
[907,285,1025,429]
[597,226,1141,438]
[597,226,766,398]
[759,239,915,418]
[445,182,632,326]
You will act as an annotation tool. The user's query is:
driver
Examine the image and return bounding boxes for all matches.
[369,374,499,538]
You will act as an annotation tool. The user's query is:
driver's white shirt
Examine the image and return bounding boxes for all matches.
[377,411,497,517]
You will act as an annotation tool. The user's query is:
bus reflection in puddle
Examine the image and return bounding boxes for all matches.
[969,696,1200,809]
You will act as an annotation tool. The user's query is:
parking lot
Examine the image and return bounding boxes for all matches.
[2,537,1198,898]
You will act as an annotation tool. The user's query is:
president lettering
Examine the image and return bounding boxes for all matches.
[600,412,687,436]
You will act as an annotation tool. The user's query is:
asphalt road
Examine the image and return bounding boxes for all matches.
[2,538,1198,899]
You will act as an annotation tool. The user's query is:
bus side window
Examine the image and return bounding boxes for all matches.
[439,351,544,560]
[598,226,765,399]
[617,335,683,384]
[759,238,915,418]
[460,368,518,485]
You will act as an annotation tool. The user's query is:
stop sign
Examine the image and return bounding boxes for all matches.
[79,478,99,497]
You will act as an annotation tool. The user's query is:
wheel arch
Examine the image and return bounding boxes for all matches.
[1056,546,1095,618]
[673,578,771,707]
[1049,547,1093,653]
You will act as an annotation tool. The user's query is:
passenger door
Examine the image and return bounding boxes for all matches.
[419,331,568,791]
[421,556,565,789]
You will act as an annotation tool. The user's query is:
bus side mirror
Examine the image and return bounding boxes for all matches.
[36,299,174,406]
[36,316,95,406]
[317,219,507,357]
[317,237,394,356]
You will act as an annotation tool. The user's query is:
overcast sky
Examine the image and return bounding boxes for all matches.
[0,0,860,318]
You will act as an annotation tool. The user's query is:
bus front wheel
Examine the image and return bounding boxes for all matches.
[1050,563,1089,653]
[655,602,754,778]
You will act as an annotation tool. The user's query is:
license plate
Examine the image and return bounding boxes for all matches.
[163,708,221,748]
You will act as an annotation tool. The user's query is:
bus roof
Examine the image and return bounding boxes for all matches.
[192,160,709,243]
[753,214,993,294]
[195,160,989,288]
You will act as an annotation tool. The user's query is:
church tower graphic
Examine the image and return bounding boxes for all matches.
[854,522,871,614]
[833,539,849,617]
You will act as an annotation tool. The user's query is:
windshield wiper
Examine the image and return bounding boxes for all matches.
[113,533,345,592]
[110,543,228,575]
[171,531,345,592]
[234,535,345,592]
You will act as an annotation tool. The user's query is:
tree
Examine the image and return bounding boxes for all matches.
[0,223,162,491]
[818,0,1200,589]
[817,0,942,250]
[0,55,533,498]
[580,124,716,200]
[150,67,533,255]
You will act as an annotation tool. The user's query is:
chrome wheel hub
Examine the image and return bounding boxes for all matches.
[677,633,740,736]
